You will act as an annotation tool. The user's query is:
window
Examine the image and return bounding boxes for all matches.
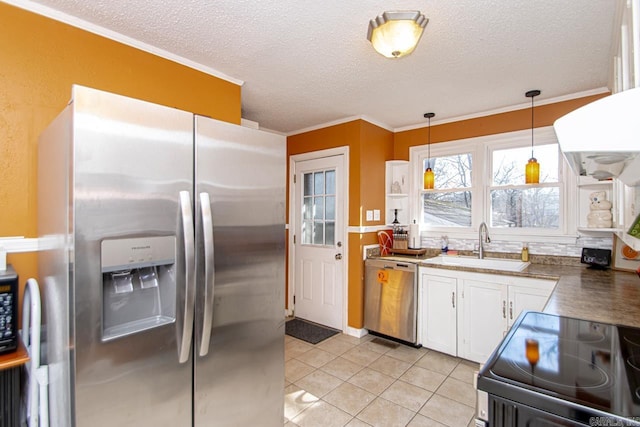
[410,127,568,238]
[421,153,473,227]
[302,169,335,245]
[490,143,561,229]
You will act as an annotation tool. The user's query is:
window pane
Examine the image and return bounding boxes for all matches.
[304,173,313,196]
[313,196,324,220]
[422,191,472,226]
[325,170,336,195]
[314,172,324,195]
[303,197,313,220]
[313,221,324,245]
[325,196,335,220]
[493,144,558,185]
[490,187,560,228]
[302,220,312,244]
[424,153,472,189]
[326,221,335,246]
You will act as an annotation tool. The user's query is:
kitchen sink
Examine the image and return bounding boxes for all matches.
[422,255,530,272]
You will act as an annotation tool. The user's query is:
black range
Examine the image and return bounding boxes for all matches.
[477,311,640,426]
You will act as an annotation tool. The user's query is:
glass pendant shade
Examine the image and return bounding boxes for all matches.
[525,158,540,184]
[424,167,435,189]
[367,11,428,58]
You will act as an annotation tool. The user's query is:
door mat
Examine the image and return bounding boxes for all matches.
[285,318,340,344]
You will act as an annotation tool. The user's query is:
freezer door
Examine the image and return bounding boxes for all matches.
[70,86,194,427]
[194,116,285,426]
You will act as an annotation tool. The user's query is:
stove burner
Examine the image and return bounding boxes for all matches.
[624,332,640,348]
[505,354,611,390]
[628,355,640,372]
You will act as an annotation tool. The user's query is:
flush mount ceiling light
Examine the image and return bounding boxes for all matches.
[525,90,541,184]
[423,112,435,190]
[367,11,428,58]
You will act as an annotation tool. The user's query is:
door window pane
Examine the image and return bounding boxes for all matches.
[422,191,472,227]
[304,173,313,196]
[314,172,324,195]
[490,187,560,228]
[313,221,324,245]
[313,196,324,220]
[326,222,335,246]
[325,196,335,220]
[303,197,313,220]
[326,170,335,194]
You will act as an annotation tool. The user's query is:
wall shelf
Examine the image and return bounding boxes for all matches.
[385,160,410,226]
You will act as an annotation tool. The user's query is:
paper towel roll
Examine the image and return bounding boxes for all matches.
[408,223,420,249]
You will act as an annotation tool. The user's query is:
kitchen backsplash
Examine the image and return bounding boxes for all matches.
[420,235,612,258]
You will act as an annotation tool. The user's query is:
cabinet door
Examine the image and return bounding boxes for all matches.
[420,273,457,356]
[459,279,507,364]
[508,285,551,327]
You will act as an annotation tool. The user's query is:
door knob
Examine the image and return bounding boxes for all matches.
[337,241,342,247]
[335,253,342,260]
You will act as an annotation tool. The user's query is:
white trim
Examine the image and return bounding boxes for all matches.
[347,225,390,234]
[0,236,41,271]
[394,88,610,133]
[345,326,368,339]
[287,115,394,136]
[288,146,350,333]
[3,0,243,86]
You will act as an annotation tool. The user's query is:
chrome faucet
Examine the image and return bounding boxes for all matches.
[478,222,490,259]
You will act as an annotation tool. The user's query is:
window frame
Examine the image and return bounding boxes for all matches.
[409,126,577,242]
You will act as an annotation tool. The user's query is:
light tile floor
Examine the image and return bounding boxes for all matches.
[284,333,479,427]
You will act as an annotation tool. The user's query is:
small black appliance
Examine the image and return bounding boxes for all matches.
[0,264,18,355]
[581,247,612,269]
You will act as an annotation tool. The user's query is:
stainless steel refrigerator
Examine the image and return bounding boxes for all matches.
[37,85,285,426]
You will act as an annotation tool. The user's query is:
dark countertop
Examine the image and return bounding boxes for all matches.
[375,252,640,328]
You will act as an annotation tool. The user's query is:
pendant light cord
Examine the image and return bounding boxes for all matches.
[427,115,431,165]
[530,94,534,159]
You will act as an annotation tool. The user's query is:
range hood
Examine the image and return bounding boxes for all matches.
[554,87,640,186]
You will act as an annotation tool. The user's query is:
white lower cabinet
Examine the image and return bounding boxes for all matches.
[418,267,556,364]
[458,279,507,363]
[418,273,457,356]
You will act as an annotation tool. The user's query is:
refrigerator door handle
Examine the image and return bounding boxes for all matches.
[177,190,196,363]
[198,192,215,357]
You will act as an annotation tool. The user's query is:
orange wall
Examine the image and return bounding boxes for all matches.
[0,3,241,298]
[394,94,608,159]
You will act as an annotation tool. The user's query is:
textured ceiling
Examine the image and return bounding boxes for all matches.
[13,0,619,134]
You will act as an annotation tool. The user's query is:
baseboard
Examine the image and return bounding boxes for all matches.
[345,326,368,338]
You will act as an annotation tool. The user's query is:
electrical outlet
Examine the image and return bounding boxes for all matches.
[366,210,373,221]
[373,209,381,221]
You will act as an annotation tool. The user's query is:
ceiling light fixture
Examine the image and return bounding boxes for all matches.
[525,90,541,184]
[423,112,435,190]
[367,11,428,58]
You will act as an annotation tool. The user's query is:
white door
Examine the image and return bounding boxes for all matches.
[293,155,345,330]
[459,279,507,363]
[420,271,457,356]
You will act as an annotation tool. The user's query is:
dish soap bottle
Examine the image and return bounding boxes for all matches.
[521,243,529,262]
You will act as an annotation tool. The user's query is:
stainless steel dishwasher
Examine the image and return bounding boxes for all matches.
[364,258,418,345]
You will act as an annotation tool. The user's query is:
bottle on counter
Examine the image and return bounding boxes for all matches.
[521,243,530,262]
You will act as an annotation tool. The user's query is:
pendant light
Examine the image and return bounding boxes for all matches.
[423,112,435,189]
[525,90,541,184]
